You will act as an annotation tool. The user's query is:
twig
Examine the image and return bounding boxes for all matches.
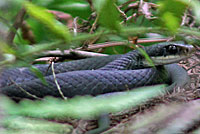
[89,16,98,33]
[41,50,107,58]
[115,4,127,20]
[9,77,41,100]
[0,16,23,42]
[44,57,62,75]
[121,13,137,24]
[124,2,139,13]
[51,62,67,100]
[34,57,56,62]
[70,49,108,57]
[81,16,99,48]
[36,38,171,60]
[34,38,171,62]
[35,50,108,63]
[181,11,188,26]
[36,50,107,62]
[73,17,78,36]
[83,38,172,50]
[21,21,35,44]
[86,0,94,11]
[119,0,136,8]
[6,8,26,45]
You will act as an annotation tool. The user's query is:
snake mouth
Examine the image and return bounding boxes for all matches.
[146,43,196,65]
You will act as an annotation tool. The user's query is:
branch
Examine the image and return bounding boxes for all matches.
[42,50,108,58]
[6,8,26,45]
[82,38,172,50]
[37,38,171,60]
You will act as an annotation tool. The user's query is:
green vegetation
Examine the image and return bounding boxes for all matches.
[0,0,199,133]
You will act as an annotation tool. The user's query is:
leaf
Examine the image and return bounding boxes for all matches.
[48,2,91,19]
[2,85,166,119]
[32,0,91,19]
[162,12,180,32]
[29,66,47,85]
[137,46,155,67]
[3,116,72,133]
[157,0,187,32]
[0,42,16,54]
[24,2,71,43]
[93,0,122,31]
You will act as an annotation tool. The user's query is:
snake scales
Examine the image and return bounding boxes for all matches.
[0,42,195,100]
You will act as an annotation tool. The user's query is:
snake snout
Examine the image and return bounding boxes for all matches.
[184,44,196,55]
[163,43,195,56]
[174,43,196,55]
[149,43,196,66]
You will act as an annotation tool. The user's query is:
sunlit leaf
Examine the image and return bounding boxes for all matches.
[24,2,71,43]
[93,0,122,31]
[157,0,187,32]
[2,85,166,119]
[33,0,91,19]
[0,42,15,54]
[3,116,72,133]
[162,12,180,32]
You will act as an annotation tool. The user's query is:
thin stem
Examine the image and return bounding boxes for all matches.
[51,62,67,100]
[9,77,41,100]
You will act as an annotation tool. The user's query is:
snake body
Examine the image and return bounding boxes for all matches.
[0,42,195,100]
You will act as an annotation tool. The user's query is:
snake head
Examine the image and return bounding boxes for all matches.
[143,42,196,66]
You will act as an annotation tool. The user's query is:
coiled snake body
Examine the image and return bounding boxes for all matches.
[0,42,195,100]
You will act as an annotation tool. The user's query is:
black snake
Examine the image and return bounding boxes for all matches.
[0,42,196,100]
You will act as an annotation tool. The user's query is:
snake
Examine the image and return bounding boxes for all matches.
[0,42,196,134]
[0,42,196,100]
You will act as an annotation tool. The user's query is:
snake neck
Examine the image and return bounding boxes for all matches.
[99,50,144,70]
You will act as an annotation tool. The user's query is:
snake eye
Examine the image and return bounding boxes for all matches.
[167,44,178,54]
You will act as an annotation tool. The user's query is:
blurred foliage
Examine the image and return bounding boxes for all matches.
[2,116,72,134]
[93,0,122,31]
[1,85,166,119]
[33,0,92,19]
[24,1,71,43]
[157,0,187,32]
[0,0,200,133]
[104,100,200,134]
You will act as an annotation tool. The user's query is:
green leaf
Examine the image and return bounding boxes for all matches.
[157,0,187,32]
[162,12,180,32]
[93,0,122,31]
[24,2,71,43]
[3,85,166,119]
[48,2,91,19]
[137,46,155,67]
[32,0,91,19]
[0,42,16,55]
[29,66,47,85]
[3,116,72,134]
